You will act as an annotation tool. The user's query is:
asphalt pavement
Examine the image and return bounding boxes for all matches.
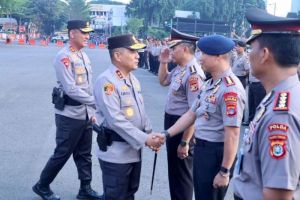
[0,42,237,200]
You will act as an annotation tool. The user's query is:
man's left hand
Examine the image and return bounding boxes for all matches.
[177,144,189,159]
[213,172,229,188]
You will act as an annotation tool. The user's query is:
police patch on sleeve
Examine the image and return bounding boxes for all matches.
[224,92,238,117]
[189,76,199,92]
[268,123,289,133]
[103,83,115,95]
[61,57,70,68]
[269,134,288,160]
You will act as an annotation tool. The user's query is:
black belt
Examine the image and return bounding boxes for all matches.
[195,138,224,147]
[64,95,82,106]
[234,194,243,200]
[103,127,126,142]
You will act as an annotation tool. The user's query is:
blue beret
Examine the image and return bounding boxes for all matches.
[197,35,235,55]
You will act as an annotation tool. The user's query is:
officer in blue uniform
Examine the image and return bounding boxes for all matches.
[32,20,102,200]
[232,8,300,200]
[158,28,205,200]
[161,35,246,200]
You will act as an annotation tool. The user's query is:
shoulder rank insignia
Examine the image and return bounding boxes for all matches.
[104,83,115,95]
[69,46,76,52]
[189,65,197,74]
[116,70,124,79]
[269,134,288,160]
[273,92,289,111]
[224,76,235,87]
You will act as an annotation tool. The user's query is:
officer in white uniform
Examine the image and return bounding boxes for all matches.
[158,28,205,200]
[161,35,246,200]
[32,20,101,200]
[232,8,300,200]
[94,34,164,200]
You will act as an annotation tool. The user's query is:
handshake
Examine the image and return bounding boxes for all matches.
[145,132,167,151]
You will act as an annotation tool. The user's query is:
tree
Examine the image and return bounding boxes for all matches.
[0,0,27,18]
[24,0,68,35]
[126,0,176,36]
[178,0,266,36]
[126,18,143,35]
[68,0,91,20]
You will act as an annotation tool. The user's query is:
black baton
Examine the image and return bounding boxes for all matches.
[150,152,157,195]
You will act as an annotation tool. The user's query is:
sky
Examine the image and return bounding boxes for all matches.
[267,0,292,17]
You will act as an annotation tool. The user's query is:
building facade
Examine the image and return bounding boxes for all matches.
[89,4,127,31]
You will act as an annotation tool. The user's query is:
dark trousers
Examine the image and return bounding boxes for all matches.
[237,76,247,88]
[194,139,232,200]
[138,52,145,68]
[99,159,141,200]
[248,82,266,122]
[39,114,92,186]
[164,113,194,200]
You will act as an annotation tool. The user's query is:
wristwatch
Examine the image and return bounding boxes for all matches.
[180,140,188,147]
[220,166,230,174]
[161,130,170,139]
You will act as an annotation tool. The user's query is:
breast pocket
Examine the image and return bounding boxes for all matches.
[205,103,217,114]
[74,67,87,85]
[171,81,181,91]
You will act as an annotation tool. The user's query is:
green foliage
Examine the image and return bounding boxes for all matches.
[126,0,266,37]
[24,0,68,35]
[147,27,169,39]
[126,0,175,29]
[68,0,91,20]
[89,0,125,5]
[126,18,143,36]
[0,0,27,17]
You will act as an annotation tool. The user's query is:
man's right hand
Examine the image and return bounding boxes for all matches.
[145,133,165,151]
[159,47,170,63]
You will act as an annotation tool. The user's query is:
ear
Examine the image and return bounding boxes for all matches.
[69,30,75,39]
[114,51,122,62]
[260,47,270,64]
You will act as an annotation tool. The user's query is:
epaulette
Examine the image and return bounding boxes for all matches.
[115,70,124,79]
[224,76,235,87]
[273,92,289,111]
[189,65,197,74]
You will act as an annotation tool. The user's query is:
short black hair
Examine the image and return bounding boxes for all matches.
[257,34,300,67]
[180,42,196,54]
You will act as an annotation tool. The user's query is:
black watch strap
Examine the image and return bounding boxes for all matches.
[161,130,170,139]
[220,166,230,174]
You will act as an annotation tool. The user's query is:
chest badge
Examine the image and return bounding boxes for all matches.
[125,107,134,118]
[204,112,210,120]
[254,106,266,123]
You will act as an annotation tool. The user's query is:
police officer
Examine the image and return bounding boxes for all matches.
[158,28,205,200]
[32,20,101,200]
[232,8,300,200]
[93,34,164,200]
[161,35,246,200]
[232,40,250,88]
